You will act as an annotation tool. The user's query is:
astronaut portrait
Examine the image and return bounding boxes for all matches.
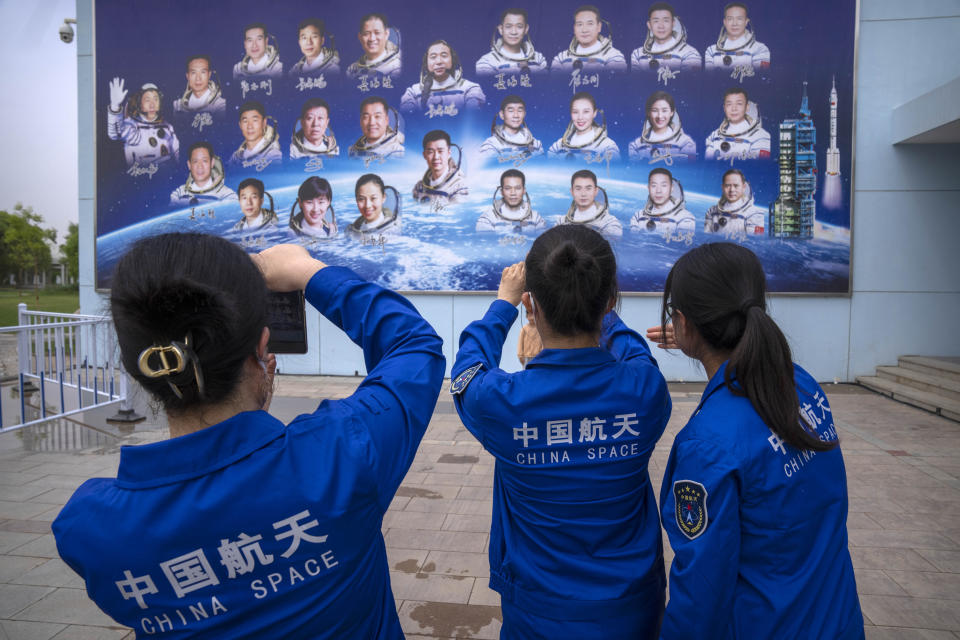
[347,173,402,240]
[630,168,694,236]
[234,22,283,79]
[628,90,696,162]
[478,95,543,161]
[412,130,468,206]
[704,2,770,71]
[476,169,545,233]
[230,101,282,168]
[170,142,237,207]
[348,96,405,159]
[233,178,279,232]
[107,77,180,169]
[401,40,486,113]
[557,169,623,238]
[552,5,627,73]
[346,13,401,78]
[704,169,766,236]
[548,92,620,161]
[173,55,226,115]
[631,3,702,73]
[704,87,770,160]
[290,18,340,75]
[475,8,547,76]
[290,98,339,159]
[289,176,337,238]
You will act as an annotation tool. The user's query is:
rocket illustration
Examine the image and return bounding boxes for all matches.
[826,76,840,177]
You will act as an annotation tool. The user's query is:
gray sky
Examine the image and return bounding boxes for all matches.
[0,0,78,244]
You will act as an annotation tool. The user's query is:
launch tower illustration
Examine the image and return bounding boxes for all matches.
[822,77,844,209]
[770,82,817,239]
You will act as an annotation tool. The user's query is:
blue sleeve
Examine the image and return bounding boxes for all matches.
[660,437,741,639]
[600,311,659,368]
[305,266,446,510]
[450,299,519,444]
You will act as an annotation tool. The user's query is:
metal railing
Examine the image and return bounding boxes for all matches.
[0,303,135,432]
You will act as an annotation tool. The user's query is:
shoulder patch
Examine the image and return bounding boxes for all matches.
[450,363,483,395]
[673,480,708,540]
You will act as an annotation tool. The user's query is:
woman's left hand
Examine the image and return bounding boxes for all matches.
[497,262,526,306]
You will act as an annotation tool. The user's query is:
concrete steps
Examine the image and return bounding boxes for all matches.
[858,356,960,423]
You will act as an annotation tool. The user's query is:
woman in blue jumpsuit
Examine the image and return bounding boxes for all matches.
[647,242,864,639]
[52,235,445,638]
[451,225,672,639]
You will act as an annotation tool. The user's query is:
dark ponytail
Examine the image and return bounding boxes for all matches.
[110,233,269,413]
[525,225,618,336]
[662,242,835,452]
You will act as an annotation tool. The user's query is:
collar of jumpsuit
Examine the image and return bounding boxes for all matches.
[115,410,285,488]
[524,344,614,368]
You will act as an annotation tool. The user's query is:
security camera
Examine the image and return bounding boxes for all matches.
[59,18,76,44]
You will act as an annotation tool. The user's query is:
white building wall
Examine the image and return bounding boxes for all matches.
[76,0,960,381]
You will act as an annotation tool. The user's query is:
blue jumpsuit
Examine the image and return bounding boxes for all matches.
[660,362,864,639]
[452,302,671,639]
[53,267,445,639]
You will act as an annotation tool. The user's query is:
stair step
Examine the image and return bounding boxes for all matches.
[857,376,960,423]
[876,366,960,401]
[899,356,960,384]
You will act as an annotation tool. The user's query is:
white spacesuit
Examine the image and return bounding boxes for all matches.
[552,36,627,73]
[400,72,486,113]
[172,83,225,115]
[476,37,547,75]
[413,159,468,205]
[557,189,622,238]
[476,192,545,233]
[290,49,340,75]
[705,101,769,161]
[628,110,696,162]
[290,129,340,159]
[548,124,620,162]
[232,208,279,232]
[704,27,770,70]
[347,186,402,241]
[478,123,543,161]
[630,17,701,72]
[230,124,282,167]
[346,40,402,78]
[169,157,237,207]
[704,182,766,236]
[630,178,694,236]
[107,81,180,168]
[233,46,283,78]
[348,130,405,159]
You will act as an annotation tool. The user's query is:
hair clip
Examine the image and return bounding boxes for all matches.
[136,334,206,400]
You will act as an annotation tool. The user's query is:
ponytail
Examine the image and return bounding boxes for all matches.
[664,243,835,452]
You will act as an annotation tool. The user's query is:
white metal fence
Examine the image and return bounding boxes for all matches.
[0,303,134,432]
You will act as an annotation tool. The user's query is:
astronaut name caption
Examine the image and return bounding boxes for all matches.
[568,70,600,92]
[363,154,388,169]
[731,65,755,83]
[497,152,530,168]
[305,157,324,172]
[660,229,694,247]
[657,66,679,86]
[584,149,616,167]
[356,74,393,93]
[127,163,159,179]
[243,157,274,173]
[649,149,676,167]
[493,73,532,91]
[360,234,388,249]
[192,113,213,132]
[188,208,215,221]
[240,79,273,99]
[296,75,328,92]
[427,104,459,118]
[113,508,338,635]
[498,235,528,246]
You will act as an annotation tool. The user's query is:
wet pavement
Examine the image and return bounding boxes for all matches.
[0,376,958,639]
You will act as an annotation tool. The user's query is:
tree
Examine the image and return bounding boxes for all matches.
[0,204,57,286]
[60,222,80,283]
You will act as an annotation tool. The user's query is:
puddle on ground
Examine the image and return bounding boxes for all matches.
[394,559,420,574]
[408,602,501,638]
[395,486,443,499]
[437,454,480,464]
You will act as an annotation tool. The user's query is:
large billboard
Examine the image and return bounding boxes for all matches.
[93,0,856,293]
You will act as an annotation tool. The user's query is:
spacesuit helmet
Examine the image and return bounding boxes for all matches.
[567,5,615,64]
[565,169,609,223]
[643,168,686,228]
[179,55,221,108]
[290,175,336,233]
[642,91,684,141]
[127,83,164,120]
[353,173,401,228]
[297,18,337,68]
[418,40,464,108]
[358,96,403,143]
[562,92,608,150]
[490,8,538,68]
[643,4,690,65]
[714,2,757,62]
[239,22,280,71]
[294,98,334,147]
[493,169,533,220]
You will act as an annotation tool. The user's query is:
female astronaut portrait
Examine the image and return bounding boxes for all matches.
[347,173,402,240]
[289,176,337,238]
[107,77,179,169]
[548,91,620,161]
[628,90,696,162]
[400,40,486,113]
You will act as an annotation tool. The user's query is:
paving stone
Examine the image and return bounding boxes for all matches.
[854,569,908,596]
[885,570,960,599]
[849,547,938,571]
[49,625,132,639]
[421,550,490,578]
[441,514,491,533]
[865,627,958,639]
[384,529,487,553]
[8,535,58,559]
[0,585,55,619]
[12,588,117,627]
[12,559,85,589]
[390,571,475,604]
[0,620,66,640]
[383,510,447,531]
[860,595,960,631]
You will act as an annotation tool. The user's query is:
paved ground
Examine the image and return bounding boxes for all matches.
[0,376,958,639]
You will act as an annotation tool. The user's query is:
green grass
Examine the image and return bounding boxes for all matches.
[0,289,80,327]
